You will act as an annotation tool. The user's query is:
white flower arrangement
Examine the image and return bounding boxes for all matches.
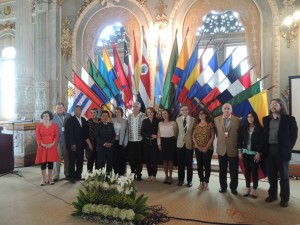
[72,170,149,225]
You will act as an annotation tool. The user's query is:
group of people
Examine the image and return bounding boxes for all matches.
[34,98,298,208]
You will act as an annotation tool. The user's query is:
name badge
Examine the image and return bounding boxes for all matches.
[224,132,228,138]
[62,127,65,132]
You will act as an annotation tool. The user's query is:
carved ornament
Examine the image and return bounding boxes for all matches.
[61,17,72,62]
[77,0,94,17]
[0,21,15,31]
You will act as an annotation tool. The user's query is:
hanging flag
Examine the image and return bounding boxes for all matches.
[192,53,233,101]
[160,30,178,110]
[171,28,189,85]
[133,30,140,91]
[112,42,133,108]
[139,25,151,108]
[179,38,211,105]
[73,72,104,108]
[154,37,164,106]
[96,50,123,106]
[87,58,112,100]
[187,50,219,100]
[208,69,252,112]
[67,81,98,119]
[212,80,262,116]
[124,41,137,95]
[176,38,201,103]
[233,90,269,125]
[81,66,112,111]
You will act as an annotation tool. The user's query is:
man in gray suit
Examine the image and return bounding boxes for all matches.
[214,103,241,195]
[52,102,71,182]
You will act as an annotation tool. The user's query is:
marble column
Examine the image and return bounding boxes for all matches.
[34,2,50,119]
[15,0,34,120]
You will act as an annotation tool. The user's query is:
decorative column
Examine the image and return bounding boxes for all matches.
[15,0,34,120]
[33,1,50,119]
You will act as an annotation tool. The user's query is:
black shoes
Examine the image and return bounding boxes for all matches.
[219,188,227,193]
[177,182,183,186]
[265,196,277,203]
[186,182,192,188]
[231,190,238,195]
[280,201,288,207]
[53,178,59,182]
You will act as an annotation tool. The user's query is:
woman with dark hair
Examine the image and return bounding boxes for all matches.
[35,111,60,186]
[238,111,263,198]
[192,109,215,190]
[157,109,178,184]
[141,107,160,182]
[112,107,128,175]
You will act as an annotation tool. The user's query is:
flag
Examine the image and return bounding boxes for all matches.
[96,51,123,106]
[171,28,189,85]
[139,26,151,108]
[176,38,201,103]
[154,37,164,105]
[212,80,261,116]
[160,30,178,110]
[232,90,269,125]
[124,41,137,95]
[133,30,140,91]
[67,81,98,119]
[81,66,112,110]
[112,42,133,108]
[87,58,112,100]
[73,72,104,108]
[187,50,219,100]
[179,39,211,105]
[192,53,233,101]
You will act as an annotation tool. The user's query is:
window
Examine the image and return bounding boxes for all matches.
[226,45,249,74]
[198,47,214,68]
[0,46,16,120]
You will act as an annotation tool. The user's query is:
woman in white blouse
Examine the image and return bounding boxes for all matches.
[112,107,128,175]
[158,109,178,184]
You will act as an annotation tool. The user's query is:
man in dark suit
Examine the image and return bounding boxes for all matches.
[95,110,115,173]
[263,98,298,207]
[65,105,92,182]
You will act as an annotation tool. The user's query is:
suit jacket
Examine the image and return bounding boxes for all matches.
[214,115,241,157]
[176,116,195,149]
[238,125,263,153]
[263,114,298,161]
[111,118,128,146]
[65,116,89,150]
[95,122,116,149]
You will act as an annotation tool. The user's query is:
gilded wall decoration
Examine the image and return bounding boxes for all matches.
[100,0,120,7]
[77,0,94,17]
[61,17,72,62]
[0,21,15,31]
[0,4,15,18]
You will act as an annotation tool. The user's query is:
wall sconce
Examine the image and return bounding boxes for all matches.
[280,10,300,47]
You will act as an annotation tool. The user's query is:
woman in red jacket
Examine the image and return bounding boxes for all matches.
[35,111,60,186]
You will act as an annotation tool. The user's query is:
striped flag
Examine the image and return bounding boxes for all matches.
[67,82,98,119]
[133,30,140,91]
[154,37,164,105]
[124,41,137,95]
[187,50,219,100]
[159,30,178,110]
[139,26,151,108]
[192,53,233,101]
[171,28,189,85]
[112,42,133,108]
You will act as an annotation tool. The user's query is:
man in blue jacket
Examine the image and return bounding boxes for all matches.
[263,98,298,207]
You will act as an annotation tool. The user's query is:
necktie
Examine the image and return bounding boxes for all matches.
[183,117,187,133]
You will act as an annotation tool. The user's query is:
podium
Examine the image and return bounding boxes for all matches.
[0,132,14,174]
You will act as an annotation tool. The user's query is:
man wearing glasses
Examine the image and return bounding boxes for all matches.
[263,98,298,207]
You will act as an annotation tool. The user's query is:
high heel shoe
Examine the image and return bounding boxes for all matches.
[243,188,251,197]
[203,182,209,190]
[198,182,204,190]
[40,181,46,186]
[251,189,258,199]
